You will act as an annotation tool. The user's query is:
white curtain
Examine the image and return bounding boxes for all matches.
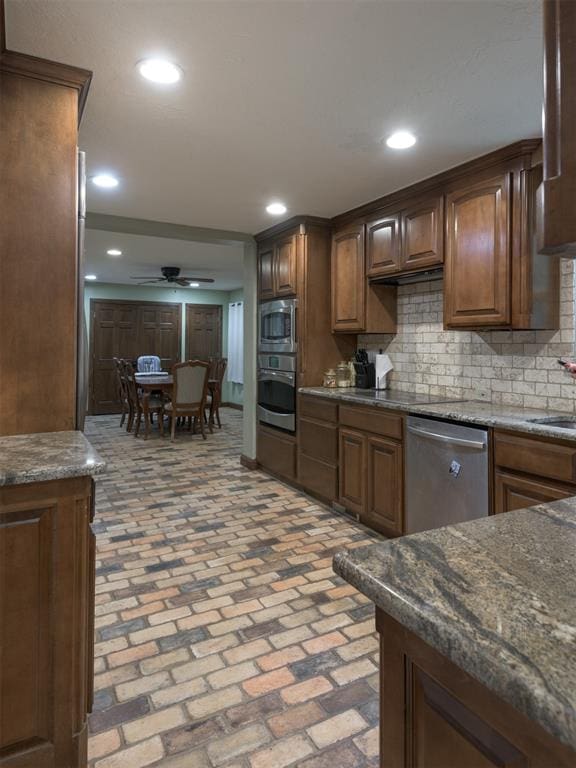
[227,302,244,384]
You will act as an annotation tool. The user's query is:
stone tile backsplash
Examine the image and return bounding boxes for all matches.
[359,259,576,412]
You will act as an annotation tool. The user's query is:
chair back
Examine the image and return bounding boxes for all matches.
[172,361,210,408]
[209,357,228,385]
[113,357,124,400]
[137,355,161,373]
[124,361,140,409]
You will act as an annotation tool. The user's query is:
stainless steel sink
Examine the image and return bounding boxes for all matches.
[527,417,576,430]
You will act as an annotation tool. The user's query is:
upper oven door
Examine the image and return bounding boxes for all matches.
[259,299,297,353]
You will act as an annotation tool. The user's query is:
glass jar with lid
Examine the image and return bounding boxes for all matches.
[336,361,351,388]
[323,369,337,388]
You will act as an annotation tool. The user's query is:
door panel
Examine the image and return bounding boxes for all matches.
[89,300,180,415]
[401,195,444,272]
[274,235,298,296]
[331,224,366,332]
[445,174,511,327]
[366,213,401,276]
[258,246,275,300]
[494,470,573,514]
[185,304,223,361]
[365,435,403,536]
[338,428,366,514]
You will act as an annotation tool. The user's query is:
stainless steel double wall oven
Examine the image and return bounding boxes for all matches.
[257,298,297,432]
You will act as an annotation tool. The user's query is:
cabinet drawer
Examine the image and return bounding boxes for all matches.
[298,453,338,503]
[494,431,576,485]
[299,396,338,424]
[494,469,573,514]
[258,427,296,481]
[299,417,338,464]
[339,404,403,440]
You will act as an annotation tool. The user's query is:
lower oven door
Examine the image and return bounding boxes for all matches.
[257,369,296,432]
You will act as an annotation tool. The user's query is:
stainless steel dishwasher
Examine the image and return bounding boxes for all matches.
[405,415,489,534]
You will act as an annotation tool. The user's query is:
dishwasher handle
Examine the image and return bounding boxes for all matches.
[407,425,486,450]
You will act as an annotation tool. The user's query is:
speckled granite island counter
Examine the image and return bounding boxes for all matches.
[334,500,576,767]
[0,429,106,485]
[0,431,105,768]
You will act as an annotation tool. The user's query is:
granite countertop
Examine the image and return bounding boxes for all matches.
[0,431,106,486]
[334,500,576,750]
[299,387,576,442]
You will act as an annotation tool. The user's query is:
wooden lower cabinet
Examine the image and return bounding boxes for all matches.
[297,408,338,503]
[377,610,576,768]
[339,416,404,537]
[0,476,96,768]
[494,469,573,513]
[365,436,403,536]
[257,425,296,482]
[339,428,366,515]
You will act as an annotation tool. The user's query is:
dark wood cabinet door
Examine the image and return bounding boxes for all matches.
[401,195,444,272]
[331,224,366,332]
[366,213,401,277]
[364,435,403,536]
[185,304,223,360]
[274,234,298,297]
[338,428,366,514]
[258,246,275,300]
[494,470,573,514]
[378,610,576,768]
[444,174,511,328]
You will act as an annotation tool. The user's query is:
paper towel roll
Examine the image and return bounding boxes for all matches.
[375,354,393,390]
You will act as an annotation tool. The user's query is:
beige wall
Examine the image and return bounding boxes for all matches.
[360,259,576,411]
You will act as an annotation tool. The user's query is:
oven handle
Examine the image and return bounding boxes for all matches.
[258,370,295,385]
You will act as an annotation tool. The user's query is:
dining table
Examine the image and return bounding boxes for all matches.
[135,373,220,439]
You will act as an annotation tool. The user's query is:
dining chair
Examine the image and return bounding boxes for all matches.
[206,357,228,428]
[113,357,130,428]
[124,361,164,438]
[163,360,211,441]
[137,355,161,373]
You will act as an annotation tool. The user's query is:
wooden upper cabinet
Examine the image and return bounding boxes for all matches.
[331,224,366,332]
[538,0,576,258]
[258,245,275,300]
[444,173,511,328]
[401,194,444,272]
[274,234,298,296]
[366,213,401,277]
[257,235,297,299]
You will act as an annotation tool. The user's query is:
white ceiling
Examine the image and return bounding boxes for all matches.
[84,229,244,290]
[6,0,543,234]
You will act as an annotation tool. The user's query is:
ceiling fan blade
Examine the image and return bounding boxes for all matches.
[130,276,164,280]
[136,280,163,285]
[178,277,215,284]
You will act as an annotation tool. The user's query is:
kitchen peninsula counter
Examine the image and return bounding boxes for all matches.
[334,499,576,764]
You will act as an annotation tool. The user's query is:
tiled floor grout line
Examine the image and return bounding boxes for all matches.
[86,410,381,768]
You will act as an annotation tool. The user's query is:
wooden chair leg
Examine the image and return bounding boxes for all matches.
[158,410,164,437]
[216,407,221,429]
[171,414,177,442]
[134,410,142,437]
[199,415,207,440]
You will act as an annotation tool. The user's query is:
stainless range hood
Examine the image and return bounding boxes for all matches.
[370,267,444,286]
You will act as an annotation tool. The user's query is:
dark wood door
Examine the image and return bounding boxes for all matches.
[401,194,444,272]
[258,245,275,300]
[364,435,403,536]
[338,428,366,514]
[89,299,181,415]
[366,212,401,277]
[185,304,223,360]
[331,224,366,332]
[444,174,511,328]
[494,470,573,514]
[274,234,298,297]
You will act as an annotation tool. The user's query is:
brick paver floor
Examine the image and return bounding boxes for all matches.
[85,410,381,768]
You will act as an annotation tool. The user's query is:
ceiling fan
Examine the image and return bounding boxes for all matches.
[130,266,214,286]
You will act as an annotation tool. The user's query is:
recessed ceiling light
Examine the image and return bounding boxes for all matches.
[138,58,182,84]
[107,249,122,257]
[386,131,416,150]
[85,274,97,281]
[188,282,200,288]
[92,174,119,188]
[266,202,287,215]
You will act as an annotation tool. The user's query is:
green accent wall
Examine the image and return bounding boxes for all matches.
[84,283,244,405]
